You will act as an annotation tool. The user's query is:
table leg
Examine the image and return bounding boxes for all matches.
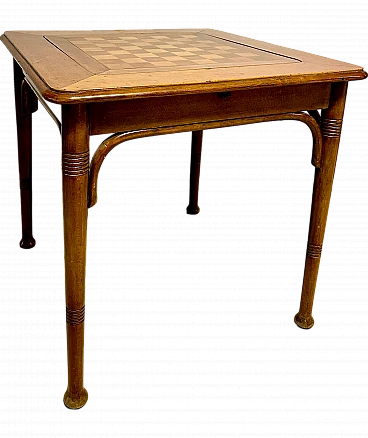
[61,104,89,409]
[13,59,38,249]
[295,82,348,329]
[187,130,203,214]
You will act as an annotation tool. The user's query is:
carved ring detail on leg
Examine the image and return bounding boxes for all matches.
[66,306,85,326]
[62,151,89,177]
[321,118,343,138]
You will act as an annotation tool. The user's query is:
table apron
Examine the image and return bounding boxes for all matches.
[89,83,331,136]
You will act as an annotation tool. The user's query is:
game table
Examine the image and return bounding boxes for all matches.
[1,29,366,409]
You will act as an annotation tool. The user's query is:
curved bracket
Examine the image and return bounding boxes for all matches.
[88,111,322,208]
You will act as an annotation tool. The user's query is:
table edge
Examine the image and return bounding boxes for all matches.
[32,70,368,105]
[2,32,367,105]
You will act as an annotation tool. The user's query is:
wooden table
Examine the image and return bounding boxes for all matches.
[1,29,366,409]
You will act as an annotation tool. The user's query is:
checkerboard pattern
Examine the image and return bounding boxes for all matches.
[67,32,293,73]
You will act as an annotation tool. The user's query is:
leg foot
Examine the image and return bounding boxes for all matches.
[186,205,200,215]
[18,234,37,248]
[63,387,88,410]
[294,312,314,329]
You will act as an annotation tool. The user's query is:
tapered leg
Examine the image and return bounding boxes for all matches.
[13,59,38,249]
[187,130,203,214]
[295,82,348,329]
[62,104,89,409]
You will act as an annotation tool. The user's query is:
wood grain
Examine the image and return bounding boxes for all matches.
[62,104,89,409]
[45,36,108,74]
[2,32,92,89]
[1,29,366,103]
[2,29,367,409]
[294,82,348,329]
[64,31,299,74]
[89,83,331,135]
[88,112,322,208]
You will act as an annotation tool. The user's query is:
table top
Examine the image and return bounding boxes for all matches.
[1,29,366,104]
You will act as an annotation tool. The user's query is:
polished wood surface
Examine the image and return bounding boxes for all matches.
[87,111,323,209]
[89,82,331,135]
[1,29,366,103]
[61,104,89,409]
[295,82,348,329]
[187,131,203,215]
[1,28,367,408]
[13,59,37,249]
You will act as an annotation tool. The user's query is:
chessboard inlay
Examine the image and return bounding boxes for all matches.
[65,31,300,74]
